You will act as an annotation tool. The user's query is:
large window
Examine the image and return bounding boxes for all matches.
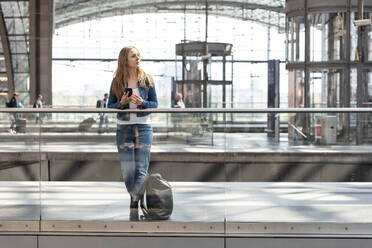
[53,13,286,109]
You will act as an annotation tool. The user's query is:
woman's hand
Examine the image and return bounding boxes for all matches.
[131,94,143,106]
[120,92,131,106]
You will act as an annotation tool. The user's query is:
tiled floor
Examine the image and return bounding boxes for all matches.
[2,181,372,225]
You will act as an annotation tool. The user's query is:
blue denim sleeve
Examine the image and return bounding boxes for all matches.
[140,84,158,109]
[107,81,129,109]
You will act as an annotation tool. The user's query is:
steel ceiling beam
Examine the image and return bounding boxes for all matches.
[54,0,285,29]
[0,5,14,97]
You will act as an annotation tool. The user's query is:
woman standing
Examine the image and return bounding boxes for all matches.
[108,46,158,221]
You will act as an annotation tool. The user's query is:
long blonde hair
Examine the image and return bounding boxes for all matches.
[112,46,153,98]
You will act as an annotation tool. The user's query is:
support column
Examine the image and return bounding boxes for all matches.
[340,1,351,143]
[0,8,14,98]
[30,0,54,105]
[222,55,226,108]
[303,0,310,139]
[356,0,367,144]
[327,14,336,108]
[267,11,271,61]
[203,0,208,108]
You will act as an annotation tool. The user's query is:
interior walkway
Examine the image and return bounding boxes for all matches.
[1,181,372,236]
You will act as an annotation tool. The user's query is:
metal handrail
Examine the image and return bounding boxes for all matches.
[0,107,372,113]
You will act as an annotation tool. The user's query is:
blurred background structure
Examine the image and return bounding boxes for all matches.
[0,0,287,109]
[0,0,371,144]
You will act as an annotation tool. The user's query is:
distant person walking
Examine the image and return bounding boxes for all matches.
[97,93,109,133]
[7,92,18,108]
[33,94,44,124]
[7,92,19,133]
[172,93,185,130]
[174,92,185,108]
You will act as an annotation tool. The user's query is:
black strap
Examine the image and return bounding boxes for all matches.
[139,178,149,217]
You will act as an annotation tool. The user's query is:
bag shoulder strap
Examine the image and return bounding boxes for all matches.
[139,175,149,210]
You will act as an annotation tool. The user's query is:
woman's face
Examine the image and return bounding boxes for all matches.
[127,48,140,69]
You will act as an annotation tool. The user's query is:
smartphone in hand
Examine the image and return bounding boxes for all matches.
[124,88,133,97]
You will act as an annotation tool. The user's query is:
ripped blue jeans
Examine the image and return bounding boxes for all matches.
[116,124,153,199]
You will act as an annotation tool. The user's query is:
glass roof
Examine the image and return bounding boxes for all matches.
[55,0,285,30]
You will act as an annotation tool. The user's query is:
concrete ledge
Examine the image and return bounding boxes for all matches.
[44,151,372,164]
[2,150,372,163]
[2,149,372,181]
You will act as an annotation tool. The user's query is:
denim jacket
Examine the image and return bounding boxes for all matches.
[107,79,158,121]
